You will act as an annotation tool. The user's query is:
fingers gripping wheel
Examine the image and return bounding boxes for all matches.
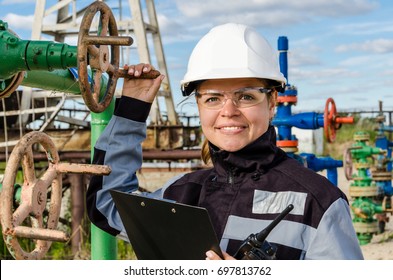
[0,132,64,260]
[324,98,338,143]
[77,1,123,113]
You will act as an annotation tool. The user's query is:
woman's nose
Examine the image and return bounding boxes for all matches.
[220,98,240,116]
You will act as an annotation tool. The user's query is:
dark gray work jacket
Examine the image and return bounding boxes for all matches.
[86,96,364,260]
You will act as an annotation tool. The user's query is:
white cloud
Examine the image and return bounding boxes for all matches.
[288,50,321,67]
[1,0,35,4]
[336,39,393,54]
[382,69,393,76]
[157,14,191,43]
[339,54,393,69]
[3,13,34,30]
[290,67,357,81]
[339,55,374,67]
[174,0,378,27]
[155,0,380,45]
[333,21,393,36]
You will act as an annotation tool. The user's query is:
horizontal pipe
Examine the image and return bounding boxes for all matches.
[143,149,201,160]
[55,162,111,175]
[83,35,132,46]
[0,149,202,161]
[12,226,69,242]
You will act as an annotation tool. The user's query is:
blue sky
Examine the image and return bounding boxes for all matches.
[1,0,393,116]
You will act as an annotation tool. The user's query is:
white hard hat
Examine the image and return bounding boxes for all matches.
[180,23,286,96]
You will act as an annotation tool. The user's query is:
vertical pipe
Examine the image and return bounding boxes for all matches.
[70,173,84,255]
[90,98,117,260]
[326,168,338,187]
[278,36,288,82]
[276,36,292,141]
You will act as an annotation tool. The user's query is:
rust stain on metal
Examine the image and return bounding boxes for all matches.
[55,162,111,175]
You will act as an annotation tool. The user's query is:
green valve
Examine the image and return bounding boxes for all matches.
[0,20,8,30]
[348,131,387,245]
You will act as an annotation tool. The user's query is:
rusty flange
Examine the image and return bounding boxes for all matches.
[349,186,379,197]
[353,221,379,234]
[371,171,392,181]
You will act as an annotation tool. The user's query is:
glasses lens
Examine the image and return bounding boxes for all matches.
[197,93,225,109]
[196,87,271,109]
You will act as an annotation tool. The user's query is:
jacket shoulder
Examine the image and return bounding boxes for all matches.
[274,157,348,203]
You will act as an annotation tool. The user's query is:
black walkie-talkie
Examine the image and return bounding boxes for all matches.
[233,204,294,260]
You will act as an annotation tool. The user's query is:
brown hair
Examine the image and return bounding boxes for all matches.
[201,137,211,165]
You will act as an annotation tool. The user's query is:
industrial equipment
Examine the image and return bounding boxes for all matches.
[0,131,111,259]
[0,1,158,260]
[344,131,392,244]
[0,1,158,113]
[273,36,353,186]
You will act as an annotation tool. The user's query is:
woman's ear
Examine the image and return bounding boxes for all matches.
[269,91,278,116]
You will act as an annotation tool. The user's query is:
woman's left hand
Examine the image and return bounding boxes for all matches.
[122,63,164,103]
[205,250,236,260]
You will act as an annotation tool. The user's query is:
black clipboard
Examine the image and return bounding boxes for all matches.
[110,190,223,260]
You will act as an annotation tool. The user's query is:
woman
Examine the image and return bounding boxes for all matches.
[86,23,363,260]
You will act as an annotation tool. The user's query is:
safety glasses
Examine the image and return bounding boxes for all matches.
[195,87,273,110]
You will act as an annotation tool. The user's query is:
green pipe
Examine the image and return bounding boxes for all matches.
[90,89,117,260]
[0,20,77,80]
[25,41,77,72]
[22,70,81,94]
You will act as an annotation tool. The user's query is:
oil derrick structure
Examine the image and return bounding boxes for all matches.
[28,0,178,127]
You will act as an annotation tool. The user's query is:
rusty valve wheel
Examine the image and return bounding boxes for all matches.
[324,98,354,143]
[343,147,362,181]
[1,131,63,259]
[0,131,111,259]
[77,1,160,113]
[343,148,353,180]
[343,146,365,180]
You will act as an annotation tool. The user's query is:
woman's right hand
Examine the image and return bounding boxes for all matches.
[122,63,165,103]
[205,250,236,260]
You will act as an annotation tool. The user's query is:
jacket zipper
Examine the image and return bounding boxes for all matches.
[227,166,235,187]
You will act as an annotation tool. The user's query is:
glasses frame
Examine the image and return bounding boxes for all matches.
[194,87,274,110]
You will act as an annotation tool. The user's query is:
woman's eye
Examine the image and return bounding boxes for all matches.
[205,96,220,103]
[239,94,254,101]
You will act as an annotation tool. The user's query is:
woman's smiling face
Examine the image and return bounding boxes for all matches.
[196,78,277,152]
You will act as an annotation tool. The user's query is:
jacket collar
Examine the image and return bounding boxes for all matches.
[209,125,287,176]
